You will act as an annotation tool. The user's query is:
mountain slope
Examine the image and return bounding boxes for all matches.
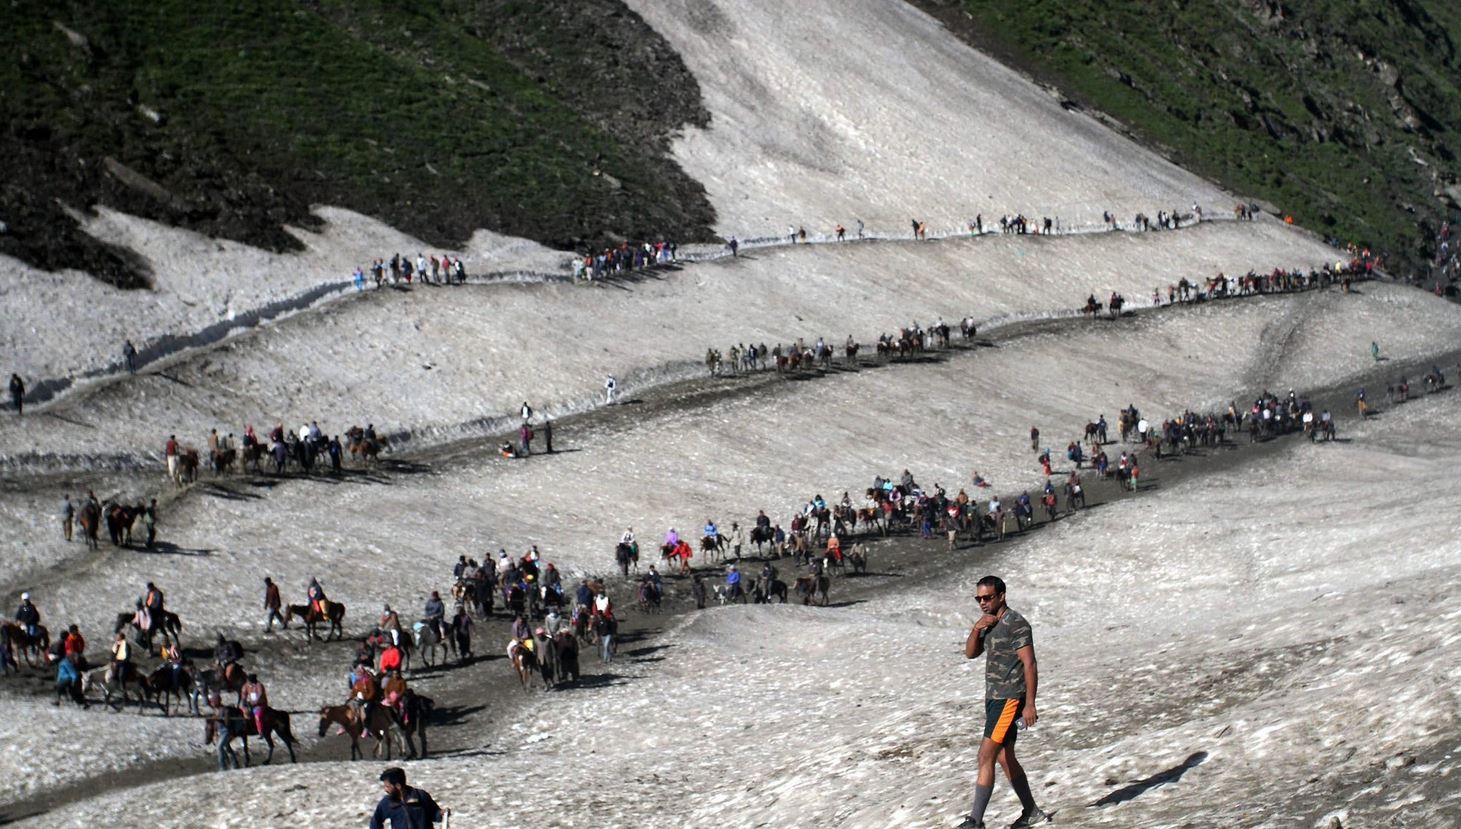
[0,0,715,288]
[919,0,1461,277]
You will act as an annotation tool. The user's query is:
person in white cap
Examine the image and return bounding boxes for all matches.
[15,592,40,638]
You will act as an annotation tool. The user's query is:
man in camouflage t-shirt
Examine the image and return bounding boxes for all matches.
[958,576,1047,829]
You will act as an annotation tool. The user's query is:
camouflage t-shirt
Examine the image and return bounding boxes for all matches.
[984,608,1033,700]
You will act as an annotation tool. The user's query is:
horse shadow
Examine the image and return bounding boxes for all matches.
[198,483,264,501]
[429,746,507,760]
[570,672,630,689]
[378,459,431,475]
[622,644,673,659]
[140,541,213,557]
[244,477,285,490]
[614,629,662,646]
[430,703,485,726]
[824,599,865,609]
[1092,751,1208,806]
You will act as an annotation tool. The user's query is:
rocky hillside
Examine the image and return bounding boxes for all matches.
[919,0,1461,279]
[0,0,715,288]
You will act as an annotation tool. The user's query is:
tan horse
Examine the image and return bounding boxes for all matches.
[508,639,540,693]
[318,703,402,760]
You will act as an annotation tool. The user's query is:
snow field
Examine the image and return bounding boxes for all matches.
[0,220,1344,467]
[23,390,1461,827]
[626,0,1233,237]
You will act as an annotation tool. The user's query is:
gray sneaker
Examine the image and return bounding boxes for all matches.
[1008,806,1050,828]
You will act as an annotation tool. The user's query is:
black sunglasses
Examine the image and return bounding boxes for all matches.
[975,594,998,603]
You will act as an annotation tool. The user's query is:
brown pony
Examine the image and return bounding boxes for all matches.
[207,706,298,765]
[345,426,383,466]
[114,608,182,652]
[211,447,237,475]
[1,621,49,666]
[78,501,102,549]
[795,575,831,606]
[318,703,401,760]
[284,601,346,641]
[105,503,144,546]
[241,443,267,473]
[176,448,200,484]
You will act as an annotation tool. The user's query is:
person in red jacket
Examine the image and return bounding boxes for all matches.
[378,641,403,674]
[63,624,86,668]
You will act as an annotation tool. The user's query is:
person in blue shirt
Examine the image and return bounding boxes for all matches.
[370,767,444,829]
[725,565,743,601]
[55,654,87,708]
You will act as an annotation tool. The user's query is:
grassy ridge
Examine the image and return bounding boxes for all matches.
[0,0,714,287]
[935,0,1461,276]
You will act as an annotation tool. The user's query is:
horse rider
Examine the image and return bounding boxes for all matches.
[423,592,446,642]
[15,592,40,638]
[108,631,132,683]
[826,534,842,564]
[215,632,242,668]
[760,562,778,602]
[141,581,165,629]
[377,637,403,675]
[308,578,328,616]
[703,519,719,544]
[510,612,531,646]
[664,527,680,550]
[160,640,185,686]
[379,604,403,646]
[381,670,409,723]
[239,673,269,736]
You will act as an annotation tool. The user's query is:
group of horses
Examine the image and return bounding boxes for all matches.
[507,628,582,693]
[66,499,148,550]
[709,316,977,380]
[172,426,385,488]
